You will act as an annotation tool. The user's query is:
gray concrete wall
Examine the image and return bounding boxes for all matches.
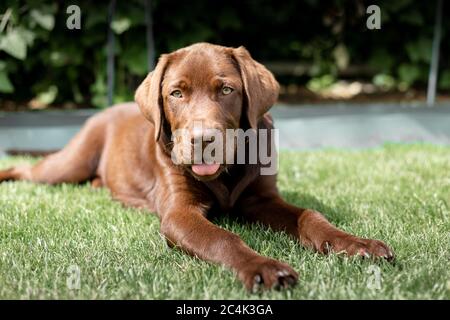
[1,103,449,156]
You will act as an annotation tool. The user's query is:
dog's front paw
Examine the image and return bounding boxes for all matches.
[323,235,394,261]
[237,257,298,292]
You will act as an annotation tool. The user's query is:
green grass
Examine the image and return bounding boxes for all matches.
[0,144,449,299]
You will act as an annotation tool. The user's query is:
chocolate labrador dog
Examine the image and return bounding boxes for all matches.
[0,43,393,291]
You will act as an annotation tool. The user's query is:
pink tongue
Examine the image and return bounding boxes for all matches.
[191,163,220,176]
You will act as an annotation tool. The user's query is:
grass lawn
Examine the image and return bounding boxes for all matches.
[0,144,449,299]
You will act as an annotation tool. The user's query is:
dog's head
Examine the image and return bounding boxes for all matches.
[135,43,279,181]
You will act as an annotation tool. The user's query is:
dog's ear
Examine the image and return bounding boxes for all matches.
[232,46,279,129]
[135,54,169,141]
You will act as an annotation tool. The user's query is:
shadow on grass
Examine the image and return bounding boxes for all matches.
[211,190,348,235]
[281,190,347,225]
[210,190,349,231]
[211,190,401,268]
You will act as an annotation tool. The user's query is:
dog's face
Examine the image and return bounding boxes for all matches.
[161,46,244,180]
[135,43,279,181]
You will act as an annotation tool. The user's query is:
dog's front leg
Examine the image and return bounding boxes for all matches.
[238,194,394,260]
[159,206,298,291]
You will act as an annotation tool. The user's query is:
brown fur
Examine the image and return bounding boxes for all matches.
[0,43,393,291]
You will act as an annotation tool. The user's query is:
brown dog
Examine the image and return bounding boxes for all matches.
[0,43,393,291]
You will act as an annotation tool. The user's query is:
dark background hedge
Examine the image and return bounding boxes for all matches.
[0,0,448,108]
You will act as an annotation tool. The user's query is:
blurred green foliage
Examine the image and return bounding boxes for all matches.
[0,0,449,108]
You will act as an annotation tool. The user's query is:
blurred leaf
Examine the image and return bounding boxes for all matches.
[406,38,432,63]
[90,72,108,108]
[0,29,27,60]
[111,17,132,35]
[36,85,58,105]
[438,70,450,90]
[47,44,83,67]
[30,9,55,31]
[122,44,148,76]
[92,94,108,108]
[307,74,336,92]
[0,71,14,93]
[398,64,421,86]
[49,50,68,67]
[333,44,349,70]
[16,27,36,46]
[373,74,396,90]
[72,84,83,103]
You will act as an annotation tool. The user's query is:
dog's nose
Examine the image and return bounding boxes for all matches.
[191,125,204,145]
[190,129,217,147]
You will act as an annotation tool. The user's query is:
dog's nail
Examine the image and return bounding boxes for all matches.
[277,270,289,277]
[273,282,282,290]
[322,241,332,253]
[251,275,263,293]
[279,275,297,289]
[286,276,297,286]
[386,251,395,262]
[359,249,370,258]
[251,283,260,294]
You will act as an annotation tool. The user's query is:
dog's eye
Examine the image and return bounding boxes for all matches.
[222,86,233,95]
[171,90,183,98]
